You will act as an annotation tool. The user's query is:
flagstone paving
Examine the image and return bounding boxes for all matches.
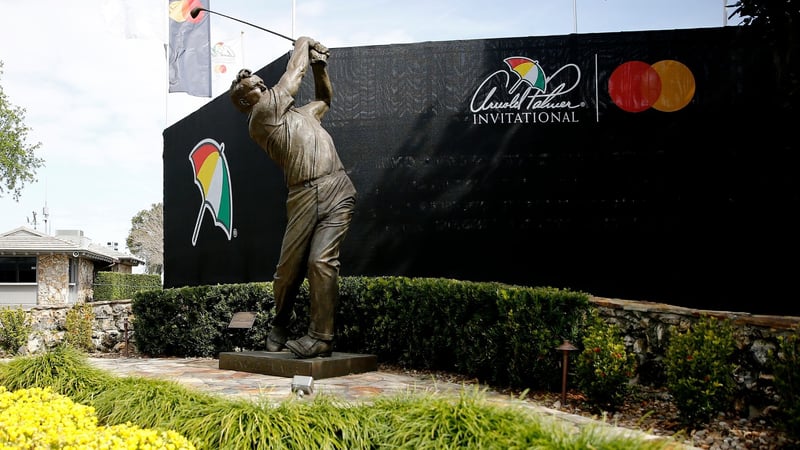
[84,356,701,449]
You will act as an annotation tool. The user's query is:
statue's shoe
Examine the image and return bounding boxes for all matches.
[266,326,289,352]
[285,335,332,358]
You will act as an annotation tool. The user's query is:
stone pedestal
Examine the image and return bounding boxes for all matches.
[218,350,377,379]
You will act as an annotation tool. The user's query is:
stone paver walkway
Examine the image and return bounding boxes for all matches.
[85,356,699,449]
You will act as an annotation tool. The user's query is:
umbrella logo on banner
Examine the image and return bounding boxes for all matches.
[504,57,547,94]
[190,138,233,246]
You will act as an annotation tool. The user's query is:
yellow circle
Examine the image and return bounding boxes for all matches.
[651,60,695,112]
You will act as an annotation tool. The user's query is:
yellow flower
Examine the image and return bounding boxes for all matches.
[0,387,195,449]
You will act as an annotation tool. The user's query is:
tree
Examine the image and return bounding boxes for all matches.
[127,202,164,275]
[729,0,799,28]
[729,0,799,108]
[0,61,45,201]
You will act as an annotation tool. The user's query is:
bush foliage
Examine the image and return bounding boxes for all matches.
[575,310,636,411]
[771,326,800,439]
[92,272,161,301]
[0,306,32,355]
[65,303,96,352]
[665,315,737,425]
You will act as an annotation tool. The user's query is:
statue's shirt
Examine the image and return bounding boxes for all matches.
[248,85,343,187]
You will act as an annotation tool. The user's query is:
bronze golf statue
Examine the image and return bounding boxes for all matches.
[230,37,357,358]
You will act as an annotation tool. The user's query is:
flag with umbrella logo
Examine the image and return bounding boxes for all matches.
[190,138,233,246]
[504,57,547,94]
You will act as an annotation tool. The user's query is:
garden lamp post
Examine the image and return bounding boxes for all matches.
[555,339,578,406]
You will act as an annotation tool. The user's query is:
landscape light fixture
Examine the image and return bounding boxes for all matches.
[555,339,578,406]
[291,375,314,397]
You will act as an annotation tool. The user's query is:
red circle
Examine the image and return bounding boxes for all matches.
[608,61,662,113]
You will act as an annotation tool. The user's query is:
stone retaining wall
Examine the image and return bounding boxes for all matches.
[23,300,134,355]
[592,296,800,417]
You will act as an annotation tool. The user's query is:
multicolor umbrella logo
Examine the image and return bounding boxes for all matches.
[190,138,233,246]
[504,57,547,94]
[169,0,205,23]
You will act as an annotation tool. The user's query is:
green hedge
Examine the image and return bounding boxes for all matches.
[131,282,283,357]
[131,277,590,391]
[92,272,162,301]
[335,277,590,389]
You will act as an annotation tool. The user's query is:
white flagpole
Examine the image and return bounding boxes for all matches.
[292,0,296,39]
[723,0,728,26]
[572,0,577,34]
[240,30,245,69]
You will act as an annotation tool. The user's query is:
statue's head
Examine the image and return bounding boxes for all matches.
[230,69,266,113]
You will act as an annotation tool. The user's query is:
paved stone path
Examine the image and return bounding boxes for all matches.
[85,356,699,449]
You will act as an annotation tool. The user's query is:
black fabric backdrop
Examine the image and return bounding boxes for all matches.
[163,26,798,315]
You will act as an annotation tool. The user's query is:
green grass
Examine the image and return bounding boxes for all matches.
[0,347,681,450]
[0,344,114,403]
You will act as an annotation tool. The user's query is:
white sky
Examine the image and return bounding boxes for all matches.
[0,0,736,251]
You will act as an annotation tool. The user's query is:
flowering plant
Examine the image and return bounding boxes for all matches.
[575,310,637,411]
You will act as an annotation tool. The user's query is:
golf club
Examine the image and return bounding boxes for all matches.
[190,7,296,44]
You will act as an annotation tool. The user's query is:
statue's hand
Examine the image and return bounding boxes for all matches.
[310,48,328,65]
[311,41,329,56]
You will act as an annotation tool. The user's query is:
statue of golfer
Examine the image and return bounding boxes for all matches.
[230,37,356,358]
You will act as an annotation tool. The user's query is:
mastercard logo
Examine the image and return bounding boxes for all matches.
[608,60,695,113]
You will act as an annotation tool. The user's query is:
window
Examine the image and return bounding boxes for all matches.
[69,257,77,284]
[0,257,37,282]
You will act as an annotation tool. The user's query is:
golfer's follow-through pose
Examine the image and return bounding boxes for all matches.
[230,37,357,358]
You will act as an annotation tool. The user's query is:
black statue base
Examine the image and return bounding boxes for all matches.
[218,350,377,379]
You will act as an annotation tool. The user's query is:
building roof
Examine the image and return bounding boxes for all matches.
[0,227,144,266]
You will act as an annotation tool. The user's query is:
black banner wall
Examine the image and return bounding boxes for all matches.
[163,26,798,315]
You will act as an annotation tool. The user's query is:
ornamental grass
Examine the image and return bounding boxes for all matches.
[0,346,679,450]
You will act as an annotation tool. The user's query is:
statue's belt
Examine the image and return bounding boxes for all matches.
[290,169,345,189]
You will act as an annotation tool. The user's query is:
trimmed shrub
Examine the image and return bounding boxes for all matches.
[665,315,737,425]
[65,303,96,352]
[771,326,800,439]
[575,310,636,411]
[93,272,162,301]
[0,306,32,355]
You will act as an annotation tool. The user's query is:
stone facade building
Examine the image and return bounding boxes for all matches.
[0,227,143,307]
